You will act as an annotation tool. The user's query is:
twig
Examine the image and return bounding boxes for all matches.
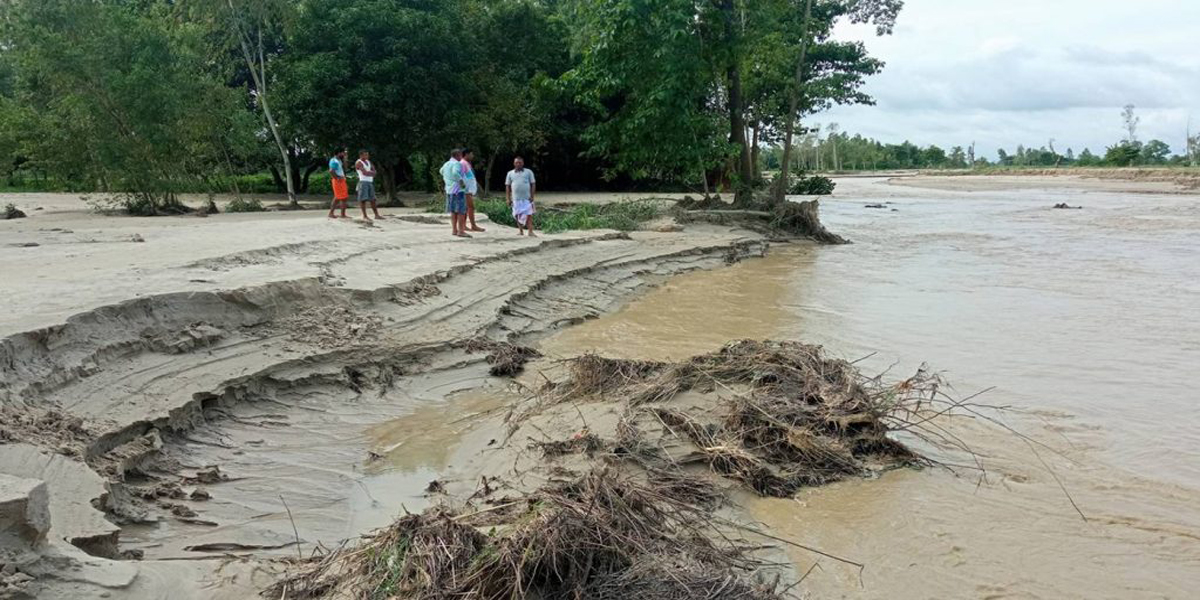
[279,495,303,560]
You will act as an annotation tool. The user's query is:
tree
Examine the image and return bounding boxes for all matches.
[1077,148,1100,166]
[277,0,469,202]
[1104,142,1141,166]
[460,0,566,196]
[774,0,899,201]
[208,0,300,206]
[1122,104,1139,143]
[564,0,894,201]
[948,146,967,169]
[563,0,730,189]
[1140,139,1171,164]
[0,0,252,213]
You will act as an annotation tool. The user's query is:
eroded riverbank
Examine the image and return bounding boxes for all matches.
[0,209,769,599]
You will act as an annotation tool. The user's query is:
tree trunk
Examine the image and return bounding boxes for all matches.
[229,3,297,207]
[728,65,752,204]
[750,122,760,181]
[721,0,753,205]
[774,0,815,203]
[300,161,319,194]
[483,155,497,198]
[269,164,285,192]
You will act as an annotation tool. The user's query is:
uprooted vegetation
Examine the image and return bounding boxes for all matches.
[525,340,934,496]
[268,469,783,600]
[268,340,972,598]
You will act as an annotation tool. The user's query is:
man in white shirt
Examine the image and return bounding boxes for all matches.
[354,150,382,221]
[505,157,537,237]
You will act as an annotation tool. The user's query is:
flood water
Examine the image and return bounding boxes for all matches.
[540,179,1200,598]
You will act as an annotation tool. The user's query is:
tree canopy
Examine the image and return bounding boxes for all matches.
[0,0,904,205]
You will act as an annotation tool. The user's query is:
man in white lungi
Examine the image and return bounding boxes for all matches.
[505,156,536,237]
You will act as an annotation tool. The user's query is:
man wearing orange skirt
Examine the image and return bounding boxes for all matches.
[327,149,350,218]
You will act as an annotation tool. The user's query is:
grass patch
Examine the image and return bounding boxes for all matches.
[224,196,266,213]
[427,197,661,233]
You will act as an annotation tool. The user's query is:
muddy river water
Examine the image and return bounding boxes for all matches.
[536,179,1200,598]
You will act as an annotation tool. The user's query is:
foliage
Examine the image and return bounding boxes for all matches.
[0,0,254,214]
[789,175,836,195]
[1104,142,1142,167]
[277,0,468,195]
[440,198,661,233]
[225,196,267,212]
[561,0,731,184]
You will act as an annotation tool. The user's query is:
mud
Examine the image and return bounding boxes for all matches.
[0,207,767,598]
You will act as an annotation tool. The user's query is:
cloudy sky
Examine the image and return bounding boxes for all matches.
[823,0,1200,159]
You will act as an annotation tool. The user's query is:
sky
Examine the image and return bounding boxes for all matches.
[822,0,1200,159]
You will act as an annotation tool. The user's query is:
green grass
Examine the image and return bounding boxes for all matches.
[224,196,266,212]
[428,197,661,233]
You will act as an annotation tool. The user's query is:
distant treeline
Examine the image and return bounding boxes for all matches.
[767,106,1200,172]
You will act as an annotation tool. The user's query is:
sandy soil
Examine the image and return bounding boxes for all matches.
[0,193,766,599]
[881,172,1199,194]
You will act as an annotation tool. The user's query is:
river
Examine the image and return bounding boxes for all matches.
[539,177,1200,598]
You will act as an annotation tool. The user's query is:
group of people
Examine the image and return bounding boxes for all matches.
[325,148,537,238]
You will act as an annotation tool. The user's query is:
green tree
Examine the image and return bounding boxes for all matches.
[1140,139,1171,164]
[460,0,567,196]
[773,0,899,201]
[1076,148,1100,166]
[1104,142,1141,166]
[189,0,301,206]
[277,0,468,202]
[1,0,251,213]
[562,0,729,189]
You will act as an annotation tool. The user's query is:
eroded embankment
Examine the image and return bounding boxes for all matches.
[0,227,766,599]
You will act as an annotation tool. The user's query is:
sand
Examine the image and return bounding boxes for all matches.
[0,192,764,598]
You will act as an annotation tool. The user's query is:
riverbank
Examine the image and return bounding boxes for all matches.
[0,200,779,598]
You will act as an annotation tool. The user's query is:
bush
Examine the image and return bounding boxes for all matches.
[471,198,660,233]
[225,196,266,213]
[790,175,836,195]
[119,193,190,216]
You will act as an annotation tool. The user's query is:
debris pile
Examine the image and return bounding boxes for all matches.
[267,470,782,600]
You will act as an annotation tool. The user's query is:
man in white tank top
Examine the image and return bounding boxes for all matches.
[355,150,382,220]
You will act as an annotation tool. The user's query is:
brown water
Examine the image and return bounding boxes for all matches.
[540,179,1200,598]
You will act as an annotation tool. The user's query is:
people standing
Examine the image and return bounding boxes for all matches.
[440,148,470,237]
[327,149,349,218]
[354,150,383,221]
[461,149,484,232]
[506,157,537,237]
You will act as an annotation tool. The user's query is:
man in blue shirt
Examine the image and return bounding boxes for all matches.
[327,149,349,219]
[440,148,470,237]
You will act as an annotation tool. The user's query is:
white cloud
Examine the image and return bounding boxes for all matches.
[820,0,1200,159]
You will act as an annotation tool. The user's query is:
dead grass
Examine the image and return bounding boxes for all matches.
[266,470,782,600]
